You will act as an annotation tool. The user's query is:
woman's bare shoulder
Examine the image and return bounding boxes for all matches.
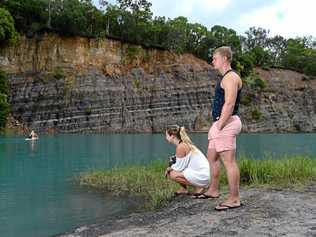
[176,143,191,158]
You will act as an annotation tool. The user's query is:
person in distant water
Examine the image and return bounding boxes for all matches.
[165,125,210,195]
[28,130,38,139]
[196,46,243,211]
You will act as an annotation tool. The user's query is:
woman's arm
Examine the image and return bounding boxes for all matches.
[176,143,189,158]
[171,143,191,172]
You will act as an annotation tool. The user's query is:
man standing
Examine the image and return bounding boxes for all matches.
[196,46,242,210]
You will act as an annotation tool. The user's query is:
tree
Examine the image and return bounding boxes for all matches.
[102,0,153,44]
[267,35,287,66]
[249,46,272,66]
[51,0,105,37]
[0,7,18,45]
[280,38,316,76]
[244,27,269,50]
[194,31,216,61]
[186,23,207,54]
[1,0,48,34]
[233,52,254,77]
[242,27,275,67]
[209,25,241,54]
[149,16,169,47]
[281,38,306,71]
[116,0,152,16]
[165,16,189,53]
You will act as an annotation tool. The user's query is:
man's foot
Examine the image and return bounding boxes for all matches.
[214,199,242,211]
[215,202,243,211]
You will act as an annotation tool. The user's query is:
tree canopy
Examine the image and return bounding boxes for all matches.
[0,0,315,76]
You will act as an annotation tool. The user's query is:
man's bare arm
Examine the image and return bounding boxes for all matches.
[216,74,239,130]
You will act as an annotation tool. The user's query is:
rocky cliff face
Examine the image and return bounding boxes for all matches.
[0,33,315,133]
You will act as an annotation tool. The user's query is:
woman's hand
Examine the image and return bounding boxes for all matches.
[165,167,172,177]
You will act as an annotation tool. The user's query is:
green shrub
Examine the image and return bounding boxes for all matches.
[0,70,10,129]
[234,52,254,77]
[0,70,8,94]
[53,67,65,80]
[254,76,266,90]
[241,94,253,106]
[0,99,10,129]
[0,7,18,45]
[244,73,266,91]
[126,45,140,63]
[133,78,141,89]
[251,108,262,121]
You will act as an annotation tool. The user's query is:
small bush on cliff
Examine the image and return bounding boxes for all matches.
[0,99,10,129]
[53,67,65,80]
[0,70,10,130]
[133,78,141,89]
[126,45,140,64]
[251,107,262,121]
[243,73,267,92]
[233,53,254,77]
[254,77,266,90]
[241,94,253,106]
[0,70,8,94]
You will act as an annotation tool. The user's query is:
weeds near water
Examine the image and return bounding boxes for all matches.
[80,155,316,209]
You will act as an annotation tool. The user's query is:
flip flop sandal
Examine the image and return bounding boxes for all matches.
[191,192,205,197]
[193,193,220,199]
[215,203,243,211]
[174,191,189,196]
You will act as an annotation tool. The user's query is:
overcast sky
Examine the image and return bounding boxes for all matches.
[92,0,316,39]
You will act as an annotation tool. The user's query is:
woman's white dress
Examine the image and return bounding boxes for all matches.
[171,148,210,187]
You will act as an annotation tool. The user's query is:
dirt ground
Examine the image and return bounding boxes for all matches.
[57,185,316,237]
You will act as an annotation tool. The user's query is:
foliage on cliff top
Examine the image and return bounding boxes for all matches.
[1,0,316,77]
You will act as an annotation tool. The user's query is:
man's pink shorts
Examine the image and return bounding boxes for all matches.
[208,115,242,153]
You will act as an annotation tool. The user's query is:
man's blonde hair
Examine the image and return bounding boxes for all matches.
[214,46,233,62]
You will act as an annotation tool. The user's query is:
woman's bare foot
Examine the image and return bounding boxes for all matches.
[174,187,189,195]
[193,187,204,194]
[191,187,206,198]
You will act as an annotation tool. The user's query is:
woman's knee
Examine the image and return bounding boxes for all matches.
[169,171,184,181]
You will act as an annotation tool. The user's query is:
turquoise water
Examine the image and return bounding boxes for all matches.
[0,133,315,237]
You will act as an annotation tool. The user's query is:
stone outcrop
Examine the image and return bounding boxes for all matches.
[1,33,315,133]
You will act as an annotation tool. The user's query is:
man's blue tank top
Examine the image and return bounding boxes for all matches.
[212,69,242,121]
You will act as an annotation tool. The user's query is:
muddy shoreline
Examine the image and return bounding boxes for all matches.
[57,185,316,237]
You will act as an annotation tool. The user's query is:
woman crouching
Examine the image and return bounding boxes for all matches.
[165,125,210,195]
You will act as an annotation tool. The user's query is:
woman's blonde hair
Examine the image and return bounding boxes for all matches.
[166,125,196,150]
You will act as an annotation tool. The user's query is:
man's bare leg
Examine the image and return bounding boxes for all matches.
[220,149,240,205]
[198,148,220,197]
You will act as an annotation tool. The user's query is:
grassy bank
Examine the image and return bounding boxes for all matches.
[80,156,316,209]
